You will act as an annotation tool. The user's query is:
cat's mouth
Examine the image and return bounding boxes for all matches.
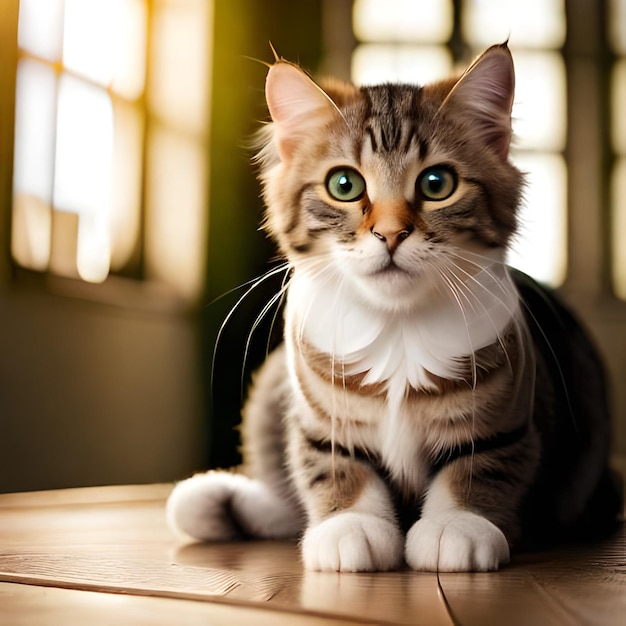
[371,260,409,277]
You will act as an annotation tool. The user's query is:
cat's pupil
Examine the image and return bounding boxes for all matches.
[338,175,352,194]
[425,173,444,193]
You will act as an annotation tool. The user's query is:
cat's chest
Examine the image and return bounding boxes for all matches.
[284,267,520,491]
[285,266,519,395]
[288,333,474,461]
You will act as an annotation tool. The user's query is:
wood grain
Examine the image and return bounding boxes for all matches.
[0,484,623,625]
[0,582,368,626]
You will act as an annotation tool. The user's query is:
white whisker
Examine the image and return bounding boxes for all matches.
[210,263,291,393]
[241,286,290,398]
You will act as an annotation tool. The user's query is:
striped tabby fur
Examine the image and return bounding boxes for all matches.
[167,44,621,572]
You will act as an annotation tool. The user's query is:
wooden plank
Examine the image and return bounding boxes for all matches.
[0,582,369,626]
[1,484,623,625]
[438,569,578,626]
[438,527,626,626]
[0,484,173,508]
[523,528,626,626]
[0,486,453,626]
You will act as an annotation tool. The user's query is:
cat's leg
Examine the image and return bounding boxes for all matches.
[405,444,535,572]
[166,346,304,542]
[289,429,404,572]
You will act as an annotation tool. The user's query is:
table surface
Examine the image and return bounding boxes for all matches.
[0,483,624,625]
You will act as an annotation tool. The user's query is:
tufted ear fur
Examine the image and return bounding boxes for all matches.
[441,43,515,160]
[265,61,343,162]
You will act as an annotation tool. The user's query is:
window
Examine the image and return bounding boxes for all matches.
[610,0,626,299]
[352,0,567,286]
[12,0,211,302]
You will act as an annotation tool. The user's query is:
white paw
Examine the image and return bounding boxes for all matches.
[301,513,403,572]
[405,511,510,572]
[166,471,302,542]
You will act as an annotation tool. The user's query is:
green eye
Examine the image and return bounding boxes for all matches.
[325,168,366,202]
[418,166,457,201]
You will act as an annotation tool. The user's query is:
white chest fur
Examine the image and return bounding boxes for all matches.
[287,262,519,396]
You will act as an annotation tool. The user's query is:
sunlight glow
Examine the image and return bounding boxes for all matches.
[512,52,566,152]
[17,0,64,61]
[63,0,147,100]
[13,60,55,206]
[507,153,567,286]
[145,126,208,301]
[13,0,209,296]
[54,75,114,283]
[140,0,212,300]
[353,0,453,43]
[14,0,148,284]
[12,59,56,271]
[352,45,452,86]
[462,0,566,49]
[149,0,210,134]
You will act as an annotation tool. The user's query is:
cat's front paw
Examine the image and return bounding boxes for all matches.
[301,512,403,572]
[405,511,510,572]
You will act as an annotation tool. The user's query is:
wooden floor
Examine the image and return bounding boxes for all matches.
[0,484,624,625]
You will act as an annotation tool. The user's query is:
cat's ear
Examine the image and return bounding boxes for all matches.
[441,43,515,160]
[266,61,342,162]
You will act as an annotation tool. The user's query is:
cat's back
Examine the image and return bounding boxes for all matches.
[513,269,623,542]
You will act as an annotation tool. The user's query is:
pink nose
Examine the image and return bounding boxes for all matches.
[370,224,413,252]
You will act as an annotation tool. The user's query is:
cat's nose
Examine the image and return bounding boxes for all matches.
[371,223,414,253]
[365,200,415,253]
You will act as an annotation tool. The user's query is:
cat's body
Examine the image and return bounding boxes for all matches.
[167,44,622,572]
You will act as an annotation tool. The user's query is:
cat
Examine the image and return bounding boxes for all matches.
[166,43,622,572]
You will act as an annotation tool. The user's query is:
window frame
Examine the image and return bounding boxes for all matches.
[5,0,212,312]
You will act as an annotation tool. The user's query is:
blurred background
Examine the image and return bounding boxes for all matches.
[0,0,624,492]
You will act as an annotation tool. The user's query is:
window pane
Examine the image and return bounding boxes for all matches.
[13,60,56,203]
[353,0,453,43]
[149,0,211,134]
[512,51,567,151]
[613,158,626,299]
[608,0,626,54]
[18,0,64,61]
[612,59,626,155]
[463,0,566,49]
[54,75,114,283]
[112,0,149,100]
[506,153,567,286]
[63,0,119,86]
[12,59,56,271]
[352,44,452,85]
[54,75,114,217]
[63,0,147,99]
[145,126,208,300]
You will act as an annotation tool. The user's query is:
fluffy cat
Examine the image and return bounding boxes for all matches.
[166,44,622,572]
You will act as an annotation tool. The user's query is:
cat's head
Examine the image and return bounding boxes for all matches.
[256,44,523,311]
